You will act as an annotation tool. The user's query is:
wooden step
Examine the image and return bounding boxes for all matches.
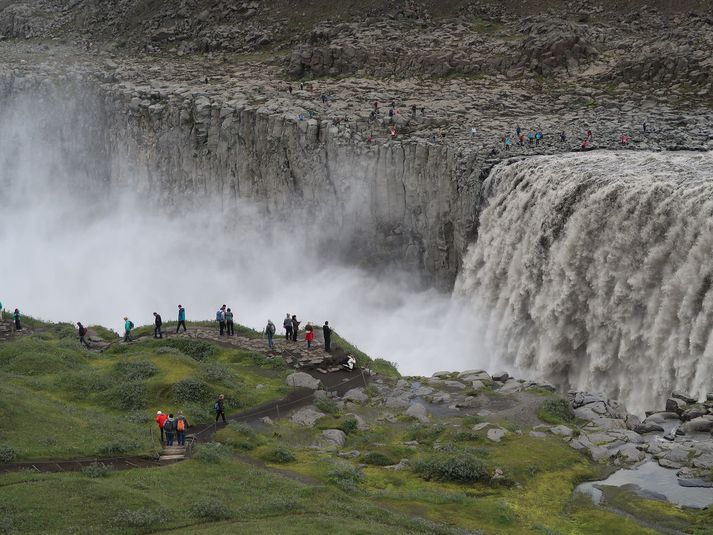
[159,454,186,461]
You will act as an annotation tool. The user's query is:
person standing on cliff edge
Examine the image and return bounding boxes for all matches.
[291,315,300,342]
[284,313,293,341]
[322,321,332,352]
[177,304,186,333]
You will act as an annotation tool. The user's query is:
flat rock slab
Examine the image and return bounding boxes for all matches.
[290,406,326,427]
[286,372,321,390]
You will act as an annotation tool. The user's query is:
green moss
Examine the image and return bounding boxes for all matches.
[537,398,575,425]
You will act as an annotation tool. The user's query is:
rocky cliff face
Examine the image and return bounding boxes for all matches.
[0,70,481,286]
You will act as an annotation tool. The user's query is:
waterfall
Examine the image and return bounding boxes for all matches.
[456,151,713,414]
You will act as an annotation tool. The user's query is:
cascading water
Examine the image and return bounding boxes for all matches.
[456,151,713,414]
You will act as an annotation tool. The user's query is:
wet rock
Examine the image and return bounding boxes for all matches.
[681,405,708,421]
[617,444,645,463]
[444,380,467,390]
[672,391,698,404]
[681,416,713,433]
[665,397,688,413]
[635,422,664,434]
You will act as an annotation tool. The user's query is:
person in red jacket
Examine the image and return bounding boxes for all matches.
[305,323,315,349]
[156,411,168,444]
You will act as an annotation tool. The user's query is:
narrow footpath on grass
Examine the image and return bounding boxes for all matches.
[0,325,371,475]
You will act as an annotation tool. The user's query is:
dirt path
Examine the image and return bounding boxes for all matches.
[0,330,370,475]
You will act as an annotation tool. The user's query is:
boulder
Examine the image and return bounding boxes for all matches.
[406,403,429,423]
[290,406,326,427]
[444,380,466,390]
[487,427,509,442]
[491,371,509,382]
[635,422,664,434]
[665,397,687,414]
[385,396,410,409]
[617,444,645,463]
[432,371,451,378]
[672,391,698,404]
[499,379,524,393]
[681,405,708,421]
[682,416,713,433]
[322,429,347,447]
[343,387,369,404]
[550,425,573,437]
[286,372,321,390]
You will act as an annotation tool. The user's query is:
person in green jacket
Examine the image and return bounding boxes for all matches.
[123,316,133,342]
[12,308,21,331]
[0,300,3,320]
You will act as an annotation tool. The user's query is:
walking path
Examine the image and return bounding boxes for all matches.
[0,326,370,475]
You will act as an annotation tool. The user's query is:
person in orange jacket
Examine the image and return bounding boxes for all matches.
[155,411,168,444]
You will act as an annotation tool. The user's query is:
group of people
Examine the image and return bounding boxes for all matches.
[120,305,187,343]
[154,410,189,446]
[281,314,332,351]
[0,301,23,331]
[214,305,235,336]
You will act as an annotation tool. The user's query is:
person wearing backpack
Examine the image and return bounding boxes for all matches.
[123,316,133,342]
[163,413,176,446]
[175,411,189,446]
[153,312,163,339]
[265,319,276,349]
[214,394,226,423]
[77,322,90,348]
[176,305,186,333]
[155,410,168,444]
[225,308,234,336]
[283,313,292,341]
[322,321,332,352]
[216,306,226,336]
[12,309,21,331]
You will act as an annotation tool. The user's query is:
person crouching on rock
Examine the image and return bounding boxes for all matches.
[77,322,90,348]
[305,322,314,348]
[342,355,356,372]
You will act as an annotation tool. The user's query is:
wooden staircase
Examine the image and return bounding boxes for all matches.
[158,434,194,462]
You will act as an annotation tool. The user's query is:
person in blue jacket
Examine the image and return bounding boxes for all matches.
[176,305,186,333]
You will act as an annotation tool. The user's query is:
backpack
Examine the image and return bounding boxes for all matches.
[129,321,134,329]
[177,419,185,432]
[214,401,221,412]
[164,419,175,432]
[216,311,223,321]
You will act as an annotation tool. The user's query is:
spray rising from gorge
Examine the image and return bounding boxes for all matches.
[0,89,486,378]
[456,151,713,414]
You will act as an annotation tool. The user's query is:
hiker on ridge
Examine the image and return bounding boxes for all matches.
[153,312,163,339]
[225,308,235,336]
[216,306,226,336]
[322,321,332,352]
[214,394,226,423]
[177,305,186,333]
[265,319,276,349]
[123,316,133,342]
[305,322,314,349]
[155,410,168,444]
[176,411,189,446]
[283,313,293,341]
[163,413,176,446]
[12,308,21,331]
[77,322,90,348]
[291,315,300,342]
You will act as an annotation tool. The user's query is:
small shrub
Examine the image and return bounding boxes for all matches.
[113,508,166,529]
[261,446,296,464]
[107,381,147,410]
[162,339,217,362]
[538,398,575,425]
[362,451,397,466]
[314,398,339,415]
[405,423,445,444]
[99,440,140,456]
[337,416,358,434]
[126,411,152,424]
[113,360,158,381]
[497,500,516,525]
[82,462,113,478]
[412,452,489,483]
[189,499,232,520]
[0,444,16,463]
[155,346,182,355]
[327,461,364,492]
[201,363,232,383]
[193,442,229,463]
[453,430,483,442]
[172,378,211,403]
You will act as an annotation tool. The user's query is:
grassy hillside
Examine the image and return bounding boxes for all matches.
[1,319,711,534]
